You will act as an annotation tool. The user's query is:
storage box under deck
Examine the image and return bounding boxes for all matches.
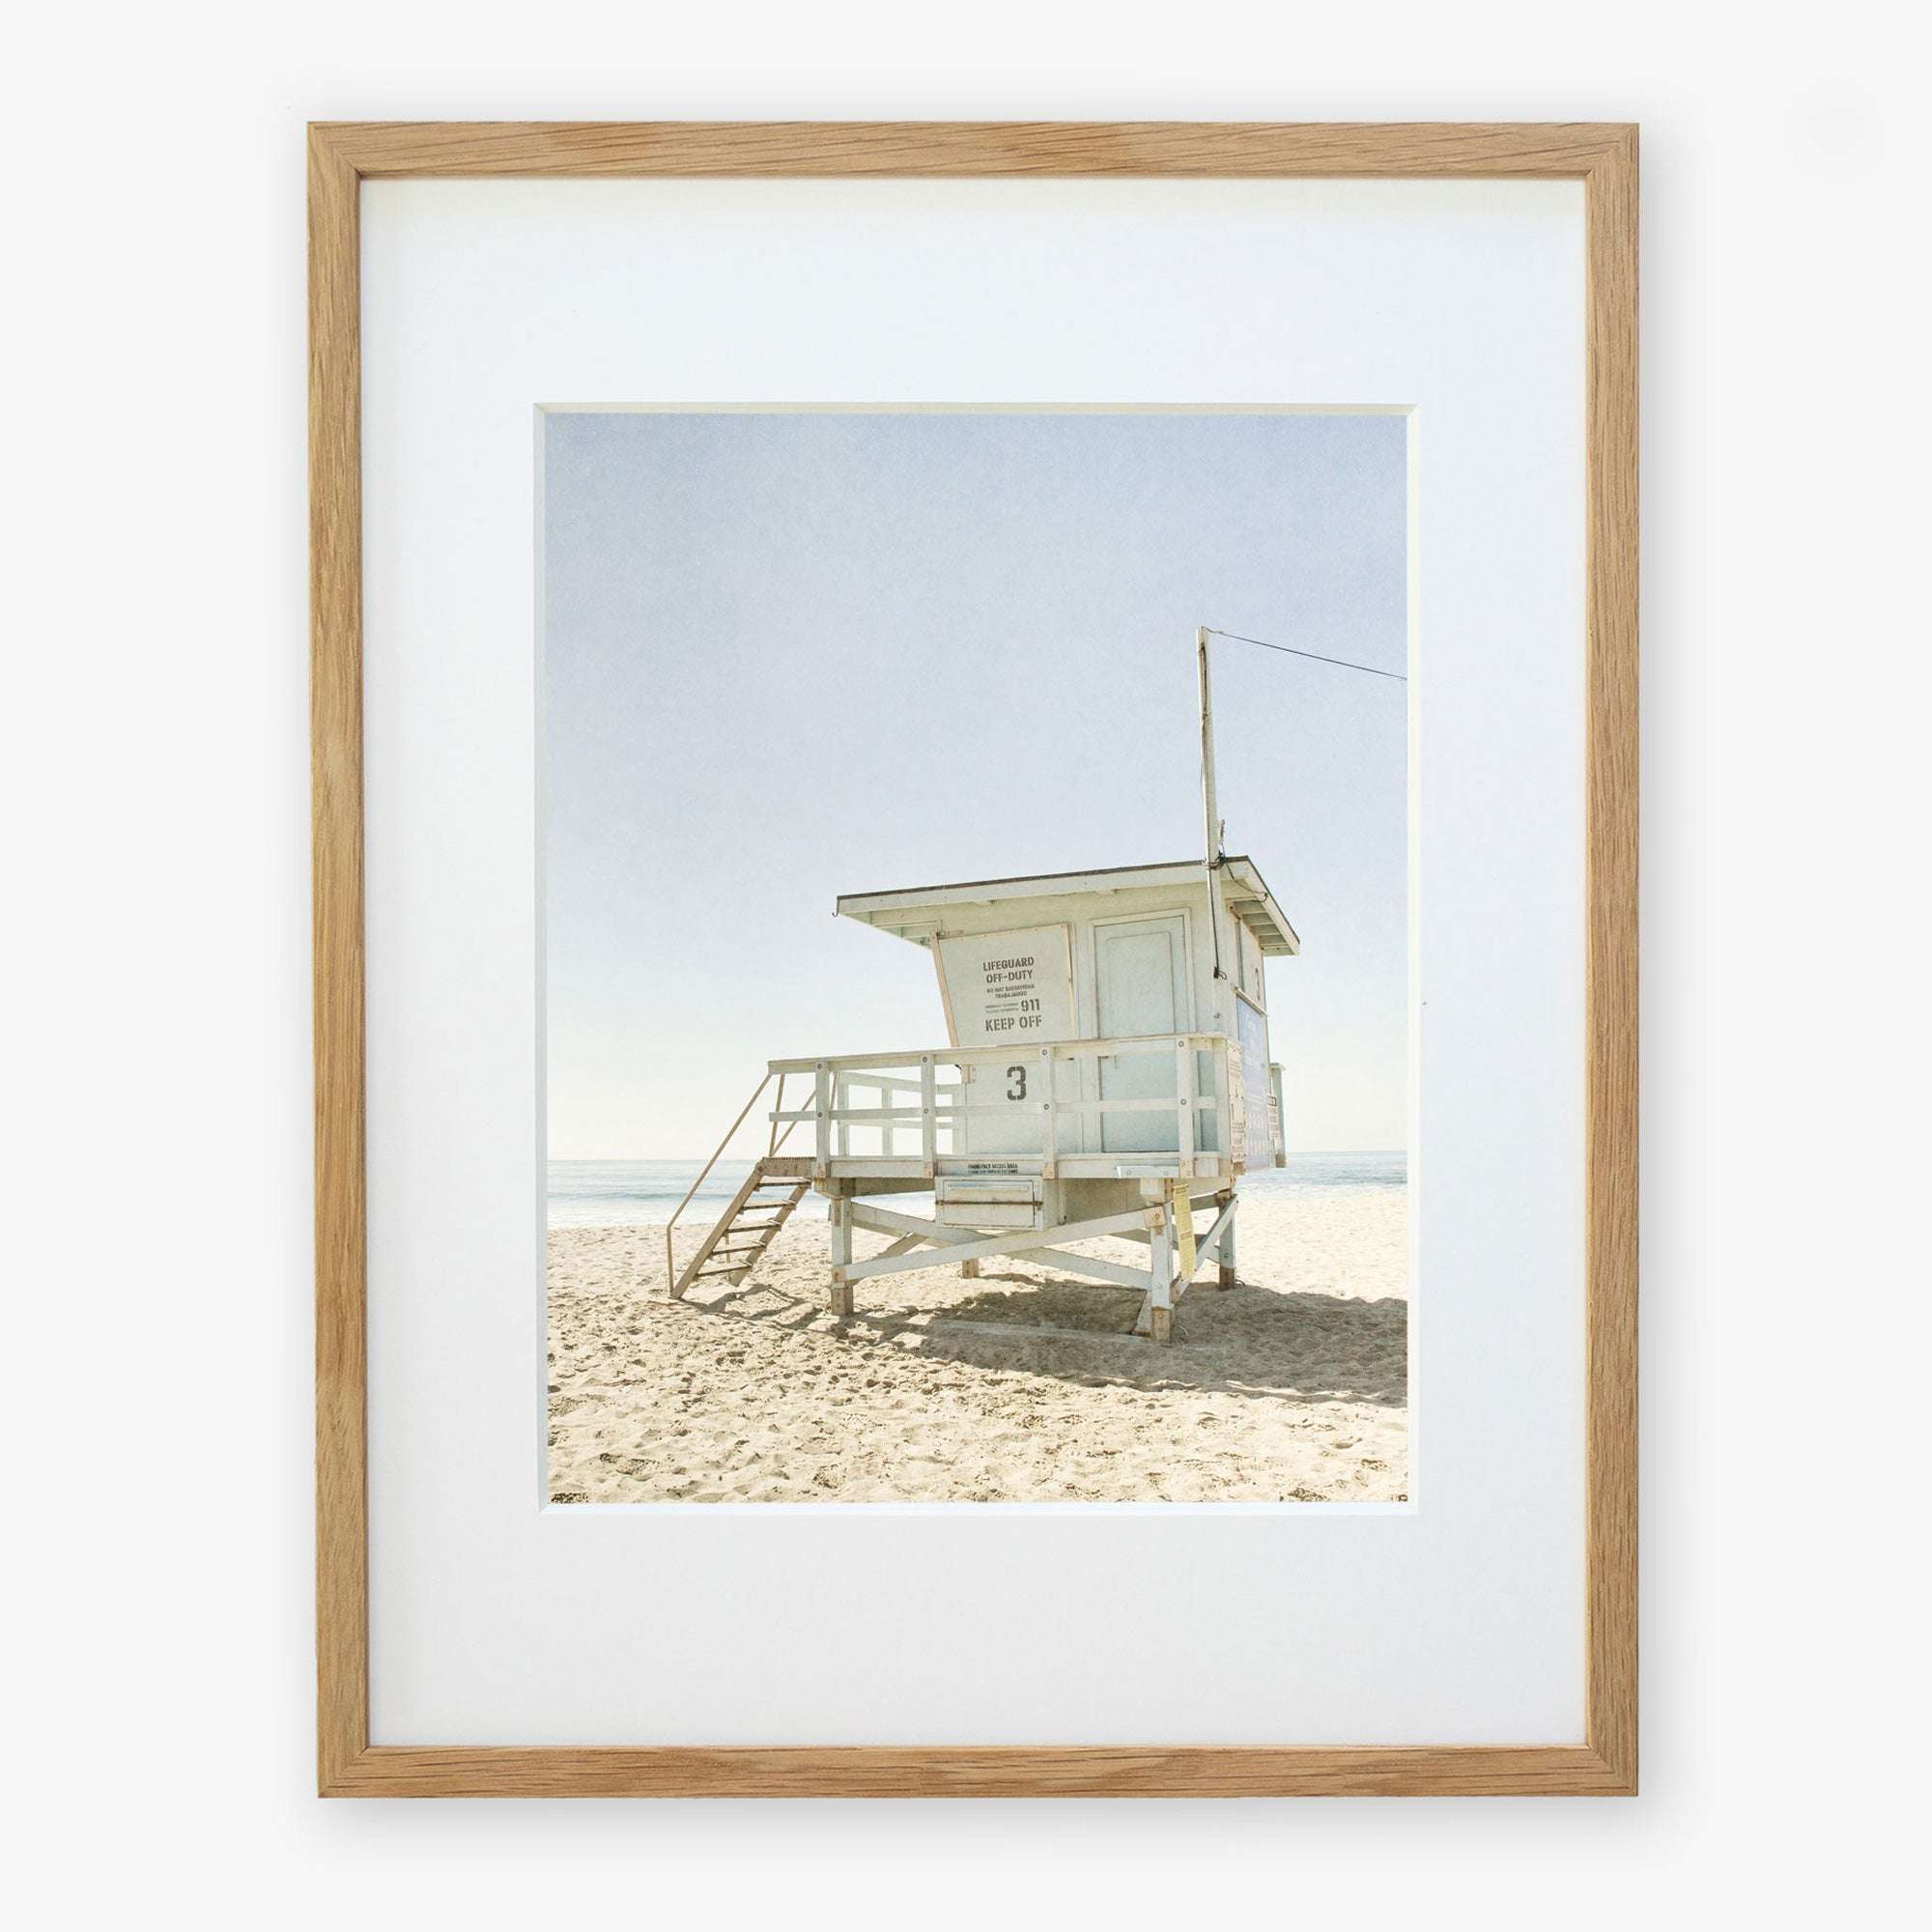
[934,1176,1044,1230]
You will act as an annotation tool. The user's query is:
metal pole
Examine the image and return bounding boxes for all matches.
[1197,625,1228,985]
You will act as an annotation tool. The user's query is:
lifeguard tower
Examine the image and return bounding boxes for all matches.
[666,631,1296,1342]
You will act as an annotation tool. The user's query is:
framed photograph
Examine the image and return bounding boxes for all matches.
[312,121,1636,1796]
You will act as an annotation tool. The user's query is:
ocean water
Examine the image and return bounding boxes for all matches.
[547,1150,1405,1230]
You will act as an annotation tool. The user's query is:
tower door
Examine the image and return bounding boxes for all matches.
[1094,915,1187,1153]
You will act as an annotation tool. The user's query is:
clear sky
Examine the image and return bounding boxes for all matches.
[543,409,1406,1157]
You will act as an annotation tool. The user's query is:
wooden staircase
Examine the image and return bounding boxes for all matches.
[670,1158,811,1298]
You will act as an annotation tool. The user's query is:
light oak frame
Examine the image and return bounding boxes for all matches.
[311,120,1637,1798]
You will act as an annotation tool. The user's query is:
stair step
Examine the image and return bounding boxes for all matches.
[671,1156,816,1298]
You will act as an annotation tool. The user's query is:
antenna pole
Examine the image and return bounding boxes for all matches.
[1197,625,1229,986]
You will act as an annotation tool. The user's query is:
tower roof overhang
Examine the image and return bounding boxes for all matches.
[836,855,1299,955]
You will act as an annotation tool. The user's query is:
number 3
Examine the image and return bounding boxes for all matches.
[1007,1065,1027,1100]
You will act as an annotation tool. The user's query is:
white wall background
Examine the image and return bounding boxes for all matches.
[6,2,1922,1925]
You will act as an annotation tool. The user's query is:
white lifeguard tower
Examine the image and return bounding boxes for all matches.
[666,630,1297,1342]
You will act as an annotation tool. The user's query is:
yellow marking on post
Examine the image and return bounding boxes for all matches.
[1175,1187,1197,1283]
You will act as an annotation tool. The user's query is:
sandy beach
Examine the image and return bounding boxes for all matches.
[548,1184,1406,1504]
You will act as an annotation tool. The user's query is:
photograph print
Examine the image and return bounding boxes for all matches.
[543,406,1408,1505]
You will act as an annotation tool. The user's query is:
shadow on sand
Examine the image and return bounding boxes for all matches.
[684,1265,1406,1410]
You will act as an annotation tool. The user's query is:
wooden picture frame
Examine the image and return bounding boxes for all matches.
[311,120,1636,1797]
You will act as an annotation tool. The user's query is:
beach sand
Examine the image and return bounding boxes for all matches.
[548,1185,1406,1505]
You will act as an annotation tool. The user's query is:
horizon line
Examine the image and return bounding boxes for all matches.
[547,1148,1408,1162]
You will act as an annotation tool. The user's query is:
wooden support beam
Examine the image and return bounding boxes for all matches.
[1173,1193,1237,1304]
[1196,1194,1236,1261]
[1148,1197,1177,1345]
[998,1245,1154,1292]
[819,1174,1233,1341]
[1177,1038,1198,1181]
[1214,1191,1237,1290]
[1134,1197,1181,1341]
[827,1197,853,1318]
[850,1197,1156,1293]
[835,1208,1154,1285]
[849,1199,973,1241]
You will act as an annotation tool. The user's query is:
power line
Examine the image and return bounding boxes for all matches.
[1205,626,1407,682]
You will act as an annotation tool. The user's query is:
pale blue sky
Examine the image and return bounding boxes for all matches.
[543,409,1406,1157]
